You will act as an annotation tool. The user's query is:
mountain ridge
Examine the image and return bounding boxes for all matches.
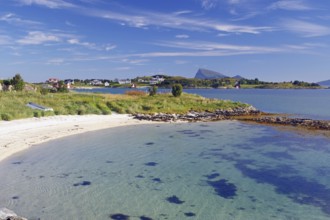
[194,68,228,79]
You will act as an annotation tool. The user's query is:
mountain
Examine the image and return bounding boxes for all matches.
[194,68,228,79]
[232,75,245,80]
[317,79,330,87]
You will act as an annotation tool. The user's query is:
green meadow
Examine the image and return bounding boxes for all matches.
[0,91,249,121]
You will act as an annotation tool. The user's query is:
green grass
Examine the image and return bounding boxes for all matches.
[0,91,250,121]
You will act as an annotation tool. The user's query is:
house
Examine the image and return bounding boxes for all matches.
[149,76,165,85]
[115,79,132,84]
[64,79,74,89]
[90,79,103,86]
[104,82,110,87]
[47,78,59,84]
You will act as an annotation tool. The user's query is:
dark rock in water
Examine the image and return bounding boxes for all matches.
[166,195,185,204]
[73,181,91,187]
[236,161,330,215]
[145,162,158,166]
[140,216,153,220]
[12,162,22,165]
[207,179,237,199]
[109,213,130,220]
[11,196,19,200]
[0,208,27,220]
[184,212,196,217]
[145,142,155,146]
[152,178,162,183]
[205,173,220,180]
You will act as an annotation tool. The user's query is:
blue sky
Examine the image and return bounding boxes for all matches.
[1,0,330,82]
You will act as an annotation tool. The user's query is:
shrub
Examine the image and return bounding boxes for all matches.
[11,74,25,91]
[1,113,12,121]
[172,84,183,97]
[33,112,40,118]
[149,85,158,96]
[40,88,50,95]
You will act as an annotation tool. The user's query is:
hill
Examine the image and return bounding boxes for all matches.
[232,75,245,80]
[194,68,228,79]
[317,79,330,87]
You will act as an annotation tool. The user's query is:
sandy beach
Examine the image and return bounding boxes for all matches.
[0,114,156,162]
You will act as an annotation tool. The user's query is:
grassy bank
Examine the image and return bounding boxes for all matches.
[0,91,250,121]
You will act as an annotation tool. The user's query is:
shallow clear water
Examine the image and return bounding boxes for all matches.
[0,122,329,220]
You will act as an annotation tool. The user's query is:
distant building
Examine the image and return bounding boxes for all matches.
[149,76,165,85]
[90,79,103,86]
[64,79,74,89]
[115,78,131,84]
[47,78,59,84]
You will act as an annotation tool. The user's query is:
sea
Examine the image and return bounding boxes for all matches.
[0,89,329,220]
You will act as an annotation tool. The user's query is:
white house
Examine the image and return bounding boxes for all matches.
[150,76,165,85]
[115,79,131,84]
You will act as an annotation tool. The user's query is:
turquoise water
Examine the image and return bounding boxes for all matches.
[74,88,330,120]
[0,121,329,219]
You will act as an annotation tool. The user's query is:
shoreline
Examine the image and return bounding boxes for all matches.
[1,112,329,163]
[0,114,158,163]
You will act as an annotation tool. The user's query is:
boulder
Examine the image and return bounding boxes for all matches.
[0,208,27,220]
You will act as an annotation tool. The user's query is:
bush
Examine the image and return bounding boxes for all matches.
[11,74,25,91]
[33,112,40,118]
[1,113,12,121]
[149,85,158,96]
[40,88,50,95]
[172,84,183,97]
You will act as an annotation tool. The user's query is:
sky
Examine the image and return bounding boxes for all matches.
[1,0,330,83]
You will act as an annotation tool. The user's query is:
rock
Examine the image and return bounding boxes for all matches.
[0,208,27,220]
[132,108,330,131]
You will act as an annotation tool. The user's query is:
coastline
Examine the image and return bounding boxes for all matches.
[0,114,157,163]
[1,111,329,163]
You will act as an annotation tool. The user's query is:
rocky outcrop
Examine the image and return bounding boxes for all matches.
[133,107,330,131]
[244,117,330,130]
[133,106,261,122]
[0,208,27,220]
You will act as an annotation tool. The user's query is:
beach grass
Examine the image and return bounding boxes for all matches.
[0,91,250,120]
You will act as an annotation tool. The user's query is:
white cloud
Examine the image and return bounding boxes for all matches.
[175,34,190,39]
[201,0,219,10]
[115,66,131,71]
[121,58,149,65]
[0,13,41,26]
[84,7,272,35]
[17,31,61,45]
[17,0,75,9]
[155,40,282,53]
[68,38,116,51]
[105,44,117,51]
[46,58,65,65]
[268,0,313,11]
[281,19,330,37]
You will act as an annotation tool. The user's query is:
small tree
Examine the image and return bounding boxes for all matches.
[149,85,158,96]
[11,74,25,91]
[172,83,183,97]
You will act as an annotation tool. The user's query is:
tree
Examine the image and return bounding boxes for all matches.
[149,85,158,96]
[57,80,69,93]
[11,74,25,91]
[172,83,183,97]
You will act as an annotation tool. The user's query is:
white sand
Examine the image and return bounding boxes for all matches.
[0,114,156,162]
